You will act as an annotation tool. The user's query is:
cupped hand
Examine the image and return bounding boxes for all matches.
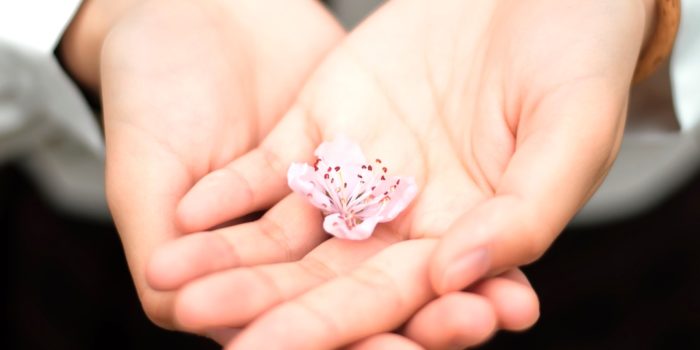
[100,0,343,330]
[99,0,539,346]
[151,0,652,348]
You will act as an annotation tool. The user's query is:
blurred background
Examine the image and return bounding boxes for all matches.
[4,0,699,349]
[4,153,699,350]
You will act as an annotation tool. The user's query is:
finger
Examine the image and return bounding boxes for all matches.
[174,228,398,331]
[431,81,627,293]
[403,292,497,349]
[227,239,437,350]
[346,334,424,350]
[470,269,540,331]
[404,269,538,349]
[206,328,241,345]
[176,105,320,232]
[147,194,325,290]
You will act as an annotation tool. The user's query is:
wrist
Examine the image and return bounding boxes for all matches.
[633,0,680,83]
[640,0,657,49]
[58,0,143,92]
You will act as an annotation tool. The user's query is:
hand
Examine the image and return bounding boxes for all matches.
[99,0,343,330]
[195,269,539,349]
[93,0,539,346]
[160,0,653,348]
[346,269,538,349]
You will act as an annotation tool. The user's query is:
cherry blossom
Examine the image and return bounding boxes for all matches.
[287,137,417,240]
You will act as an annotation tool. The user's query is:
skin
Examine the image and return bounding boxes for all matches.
[158,0,656,349]
[59,0,144,91]
[61,0,543,348]
[99,0,345,332]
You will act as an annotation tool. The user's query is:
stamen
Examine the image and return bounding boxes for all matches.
[287,138,417,240]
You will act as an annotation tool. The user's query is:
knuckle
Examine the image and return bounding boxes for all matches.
[221,166,255,209]
[257,145,287,179]
[257,216,293,261]
[246,267,285,303]
[212,231,243,267]
[298,256,338,282]
[349,266,404,310]
[290,298,341,337]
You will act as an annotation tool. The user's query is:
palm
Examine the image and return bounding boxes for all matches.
[162,0,647,348]
[300,0,645,239]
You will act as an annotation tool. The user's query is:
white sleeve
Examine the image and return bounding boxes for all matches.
[0,0,109,219]
[670,0,700,132]
[0,0,82,54]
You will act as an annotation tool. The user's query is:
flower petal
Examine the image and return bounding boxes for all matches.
[288,137,417,241]
[315,135,366,167]
[323,213,378,240]
[376,176,418,222]
[287,163,331,210]
[287,163,315,193]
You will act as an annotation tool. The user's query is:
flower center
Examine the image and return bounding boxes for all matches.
[312,157,400,228]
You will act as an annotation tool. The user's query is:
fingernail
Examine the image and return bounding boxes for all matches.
[440,248,490,293]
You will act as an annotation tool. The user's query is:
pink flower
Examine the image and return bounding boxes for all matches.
[287,137,417,240]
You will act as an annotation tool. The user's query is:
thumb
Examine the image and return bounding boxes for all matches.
[176,104,319,232]
[431,79,628,294]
